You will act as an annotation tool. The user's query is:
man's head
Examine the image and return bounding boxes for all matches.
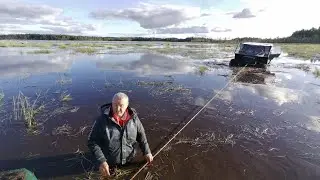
[112,92,129,117]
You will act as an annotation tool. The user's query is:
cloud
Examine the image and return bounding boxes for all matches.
[211,27,232,32]
[156,26,209,34]
[0,0,62,19]
[232,8,256,18]
[0,0,96,35]
[200,13,211,17]
[0,24,20,29]
[90,3,202,29]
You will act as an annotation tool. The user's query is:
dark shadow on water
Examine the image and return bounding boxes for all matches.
[0,152,96,179]
[0,150,154,179]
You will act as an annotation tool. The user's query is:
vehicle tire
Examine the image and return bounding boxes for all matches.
[229,59,238,67]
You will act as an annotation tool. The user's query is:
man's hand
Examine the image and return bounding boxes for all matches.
[145,153,153,164]
[99,161,110,177]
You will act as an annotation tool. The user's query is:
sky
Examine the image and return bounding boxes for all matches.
[0,0,319,39]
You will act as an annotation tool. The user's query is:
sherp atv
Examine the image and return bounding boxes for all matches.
[229,42,281,68]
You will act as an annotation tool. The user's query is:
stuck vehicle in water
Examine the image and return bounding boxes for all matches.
[229,42,281,68]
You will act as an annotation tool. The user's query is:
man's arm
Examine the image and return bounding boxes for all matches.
[87,118,107,164]
[136,117,152,155]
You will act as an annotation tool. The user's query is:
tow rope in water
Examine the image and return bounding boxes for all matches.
[130,64,248,179]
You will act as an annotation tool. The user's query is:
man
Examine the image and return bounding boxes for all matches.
[87,92,153,177]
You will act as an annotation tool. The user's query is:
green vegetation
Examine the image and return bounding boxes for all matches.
[74,47,97,54]
[279,43,320,59]
[59,44,67,49]
[13,92,45,128]
[313,68,320,78]
[0,41,27,47]
[56,74,72,85]
[28,49,52,54]
[60,92,72,102]
[0,41,52,48]
[164,42,171,49]
[198,66,209,75]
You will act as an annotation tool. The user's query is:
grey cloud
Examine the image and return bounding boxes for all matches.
[0,1,96,35]
[201,13,211,17]
[211,27,232,32]
[0,0,62,19]
[156,26,209,34]
[40,24,96,35]
[90,4,199,29]
[232,8,256,18]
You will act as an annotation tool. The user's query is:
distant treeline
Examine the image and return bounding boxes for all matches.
[1,27,319,43]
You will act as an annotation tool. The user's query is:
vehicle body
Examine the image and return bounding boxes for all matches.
[229,42,281,68]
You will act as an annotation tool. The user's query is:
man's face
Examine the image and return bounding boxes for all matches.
[112,98,128,117]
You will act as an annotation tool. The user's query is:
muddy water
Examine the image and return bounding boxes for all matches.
[0,45,319,180]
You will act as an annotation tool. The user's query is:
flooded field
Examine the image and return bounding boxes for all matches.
[0,41,319,180]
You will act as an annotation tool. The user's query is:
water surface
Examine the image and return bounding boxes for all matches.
[0,43,319,180]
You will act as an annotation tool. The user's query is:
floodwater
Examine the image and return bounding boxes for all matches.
[0,42,319,180]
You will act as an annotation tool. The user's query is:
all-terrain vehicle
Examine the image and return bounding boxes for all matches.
[229,42,281,68]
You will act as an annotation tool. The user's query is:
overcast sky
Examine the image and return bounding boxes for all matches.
[0,0,319,38]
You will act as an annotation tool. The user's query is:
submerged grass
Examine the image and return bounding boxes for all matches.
[198,66,209,75]
[74,47,97,54]
[0,41,28,47]
[138,80,191,97]
[52,124,73,136]
[60,92,72,102]
[56,74,72,85]
[28,49,52,54]
[0,41,52,48]
[279,43,320,60]
[13,91,45,128]
[59,44,68,49]
[313,68,320,78]
[0,90,4,104]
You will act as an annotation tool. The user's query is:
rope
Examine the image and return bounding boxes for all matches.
[130,64,248,180]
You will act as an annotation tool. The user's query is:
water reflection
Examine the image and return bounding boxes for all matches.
[306,116,320,132]
[94,53,195,76]
[0,54,74,78]
[241,84,302,106]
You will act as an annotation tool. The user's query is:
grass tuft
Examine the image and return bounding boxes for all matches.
[59,44,68,49]
[313,68,320,78]
[0,41,27,47]
[28,49,52,54]
[74,47,97,54]
[13,91,45,128]
[60,91,72,102]
[198,66,209,75]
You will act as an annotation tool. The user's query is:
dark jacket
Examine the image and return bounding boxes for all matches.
[87,103,151,166]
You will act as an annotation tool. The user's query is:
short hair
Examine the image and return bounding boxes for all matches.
[112,92,129,103]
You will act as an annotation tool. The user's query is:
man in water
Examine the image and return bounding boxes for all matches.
[87,92,153,177]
